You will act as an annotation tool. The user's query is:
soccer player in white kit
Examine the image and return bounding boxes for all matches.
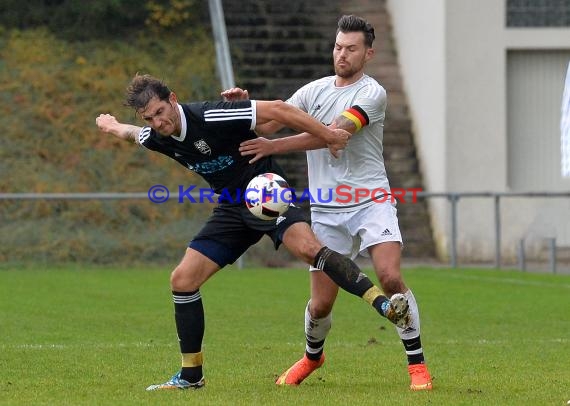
[228,14,432,391]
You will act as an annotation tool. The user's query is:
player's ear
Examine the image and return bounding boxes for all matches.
[169,92,178,104]
[365,47,374,61]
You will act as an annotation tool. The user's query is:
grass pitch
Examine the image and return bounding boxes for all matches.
[0,264,569,405]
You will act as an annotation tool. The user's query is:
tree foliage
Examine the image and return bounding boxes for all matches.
[0,0,203,41]
[0,6,223,263]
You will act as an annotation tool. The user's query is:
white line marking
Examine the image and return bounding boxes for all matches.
[0,342,176,350]
[430,272,570,289]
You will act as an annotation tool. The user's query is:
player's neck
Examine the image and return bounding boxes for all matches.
[334,72,364,88]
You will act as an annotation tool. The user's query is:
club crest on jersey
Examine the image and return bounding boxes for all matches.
[194,139,212,155]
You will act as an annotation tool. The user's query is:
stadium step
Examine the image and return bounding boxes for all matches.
[221,0,436,259]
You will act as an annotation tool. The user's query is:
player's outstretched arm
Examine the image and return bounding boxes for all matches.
[221,87,286,136]
[240,110,358,164]
[255,100,349,156]
[239,133,328,164]
[96,114,142,144]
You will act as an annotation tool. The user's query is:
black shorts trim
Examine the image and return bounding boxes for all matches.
[188,239,240,268]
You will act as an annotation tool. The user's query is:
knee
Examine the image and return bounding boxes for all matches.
[378,272,406,297]
[291,238,322,265]
[309,298,334,318]
[376,267,407,297]
[282,223,323,264]
[170,265,199,292]
[303,241,323,264]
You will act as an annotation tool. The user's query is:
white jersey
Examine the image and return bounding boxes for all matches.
[287,74,389,212]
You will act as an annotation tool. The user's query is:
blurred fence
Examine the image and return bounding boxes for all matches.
[414,191,570,272]
[0,191,282,267]
[1,191,569,271]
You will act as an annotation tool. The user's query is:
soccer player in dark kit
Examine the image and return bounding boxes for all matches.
[95,73,411,390]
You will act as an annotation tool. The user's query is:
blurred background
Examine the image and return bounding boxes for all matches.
[1,0,569,271]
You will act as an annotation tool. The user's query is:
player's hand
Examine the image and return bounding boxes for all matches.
[239,137,275,164]
[327,128,351,158]
[95,114,119,133]
[221,87,249,101]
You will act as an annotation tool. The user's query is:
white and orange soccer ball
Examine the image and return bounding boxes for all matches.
[245,173,292,220]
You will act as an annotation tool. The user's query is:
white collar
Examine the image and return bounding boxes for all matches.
[170,104,187,141]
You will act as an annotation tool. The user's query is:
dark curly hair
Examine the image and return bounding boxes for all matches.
[337,15,375,48]
[124,73,171,111]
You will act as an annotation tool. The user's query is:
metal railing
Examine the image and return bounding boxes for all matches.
[413,191,570,270]
[1,191,569,270]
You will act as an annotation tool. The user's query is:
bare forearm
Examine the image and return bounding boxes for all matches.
[96,114,142,143]
[266,114,356,153]
[256,100,333,142]
[110,123,142,142]
[272,133,327,153]
[255,120,285,136]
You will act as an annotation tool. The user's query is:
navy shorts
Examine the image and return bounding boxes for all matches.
[189,204,308,267]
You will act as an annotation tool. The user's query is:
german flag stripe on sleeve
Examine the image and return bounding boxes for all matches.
[341,105,369,131]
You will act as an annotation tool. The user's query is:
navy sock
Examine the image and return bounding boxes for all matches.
[173,290,204,383]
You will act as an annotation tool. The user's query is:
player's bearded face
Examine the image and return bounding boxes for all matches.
[334,54,366,78]
[139,95,180,136]
[333,32,369,79]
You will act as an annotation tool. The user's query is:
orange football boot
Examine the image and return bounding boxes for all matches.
[276,354,325,385]
[408,364,433,391]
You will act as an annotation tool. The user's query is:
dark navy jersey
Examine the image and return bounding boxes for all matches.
[138,100,287,203]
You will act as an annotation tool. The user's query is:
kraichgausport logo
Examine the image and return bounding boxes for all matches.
[147,184,423,204]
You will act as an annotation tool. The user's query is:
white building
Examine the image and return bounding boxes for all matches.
[387,0,570,263]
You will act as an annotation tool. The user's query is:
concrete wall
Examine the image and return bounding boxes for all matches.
[387,0,570,262]
[385,0,448,258]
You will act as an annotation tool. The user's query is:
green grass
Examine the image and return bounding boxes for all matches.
[0,265,569,405]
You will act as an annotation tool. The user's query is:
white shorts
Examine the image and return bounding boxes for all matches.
[311,202,402,265]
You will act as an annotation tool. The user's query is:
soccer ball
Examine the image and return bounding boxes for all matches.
[245,173,292,220]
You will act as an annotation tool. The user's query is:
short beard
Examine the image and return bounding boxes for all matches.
[335,66,358,78]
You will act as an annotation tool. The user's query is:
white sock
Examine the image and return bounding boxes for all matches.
[304,300,332,358]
